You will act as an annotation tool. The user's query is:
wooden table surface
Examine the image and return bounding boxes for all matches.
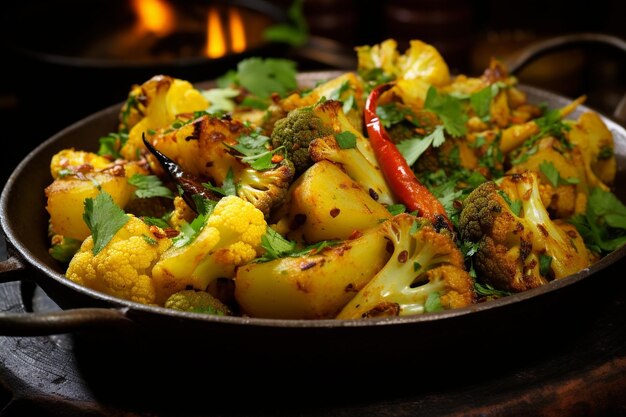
[1,252,626,417]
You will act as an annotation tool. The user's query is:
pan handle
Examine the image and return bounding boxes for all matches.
[0,245,28,284]
[0,239,134,336]
[505,32,626,124]
[0,308,133,336]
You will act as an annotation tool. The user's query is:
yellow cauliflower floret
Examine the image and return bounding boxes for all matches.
[151,196,267,303]
[66,216,172,305]
[121,76,209,160]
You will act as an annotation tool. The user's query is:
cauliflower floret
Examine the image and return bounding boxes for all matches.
[66,216,172,304]
[164,290,232,315]
[151,196,267,302]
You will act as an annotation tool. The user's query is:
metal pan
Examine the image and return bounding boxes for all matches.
[1,34,625,361]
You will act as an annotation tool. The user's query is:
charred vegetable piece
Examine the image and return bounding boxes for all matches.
[142,135,220,213]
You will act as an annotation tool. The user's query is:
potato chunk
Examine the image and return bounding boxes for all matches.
[280,160,391,243]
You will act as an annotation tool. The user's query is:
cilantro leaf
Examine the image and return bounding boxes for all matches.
[424,86,468,137]
[98,132,128,159]
[396,125,445,166]
[335,131,357,149]
[570,187,626,253]
[474,282,511,298]
[258,227,297,262]
[172,214,207,248]
[386,204,407,216]
[128,174,174,199]
[425,292,443,312]
[83,192,130,255]
[539,254,553,277]
[237,58,298,99]
[49,237,82,263]
[202,87,240,114]
[376,102,416,129]
[469,86,493,119]
[539,161,579,187]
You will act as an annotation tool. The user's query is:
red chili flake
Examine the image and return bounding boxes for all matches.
[397,250,408,263]
[348,230,363,240]
[149,226,167,239]
[271,154,284,163]
[164,228,180,238]
[76,164,94,174]
[330,208,340,218]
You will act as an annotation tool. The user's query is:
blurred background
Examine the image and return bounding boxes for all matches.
[0,0,625,185]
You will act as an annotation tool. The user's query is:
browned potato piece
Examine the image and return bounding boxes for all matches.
[234,224,391,319]
[281,160,392,243]
[45,162,147,240]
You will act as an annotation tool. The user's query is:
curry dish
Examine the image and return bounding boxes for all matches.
[44,39,625,319]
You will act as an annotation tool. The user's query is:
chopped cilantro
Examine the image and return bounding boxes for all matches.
[128,174,174,199]
[376,102,417,129]
[98,132,128,159]
[539,161,579,187]
[424,86,468,137]
[386,204,407,216]
[202,87,240,114]
[569,187,626,254]
[498,190,522,216]
[425,292,443,312]
[539,254,553,277]
[474,282,511,298]
[397,125,445,166]
[335,131,357,149]
[237,57,298,99]
[83,192,130,255]
[258,227,297,262]
[49,237,82,263]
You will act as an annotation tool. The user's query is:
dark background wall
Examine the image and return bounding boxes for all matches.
[0,0,624,186]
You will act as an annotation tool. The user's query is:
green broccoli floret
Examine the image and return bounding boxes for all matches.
[459,171,591,293]
[270,107,334,175]
[336,213,475,319]
[309,99,397,206]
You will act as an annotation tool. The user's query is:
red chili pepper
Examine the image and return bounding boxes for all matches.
[364,83,453,232]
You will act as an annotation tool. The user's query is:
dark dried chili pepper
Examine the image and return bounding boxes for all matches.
[142,134,220,213]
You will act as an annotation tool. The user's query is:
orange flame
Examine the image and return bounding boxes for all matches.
[132,0,175,36]
[206,8,226,58]
[229,8,246,53]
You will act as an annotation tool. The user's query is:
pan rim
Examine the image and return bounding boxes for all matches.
[2,73,626,329]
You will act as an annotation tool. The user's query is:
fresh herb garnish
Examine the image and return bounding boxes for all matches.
[396,125,445,166]
[97,132,128,160]
[128,174,174,199]
[202,87,240,114]
[539,254,553,277]
[335,131,357,149]
[424,86,468,137]
[539,161,579,187]
[569,187,626,254]
[83,191,129,255]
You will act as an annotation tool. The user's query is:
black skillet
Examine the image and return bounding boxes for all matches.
[1,33,625,360]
